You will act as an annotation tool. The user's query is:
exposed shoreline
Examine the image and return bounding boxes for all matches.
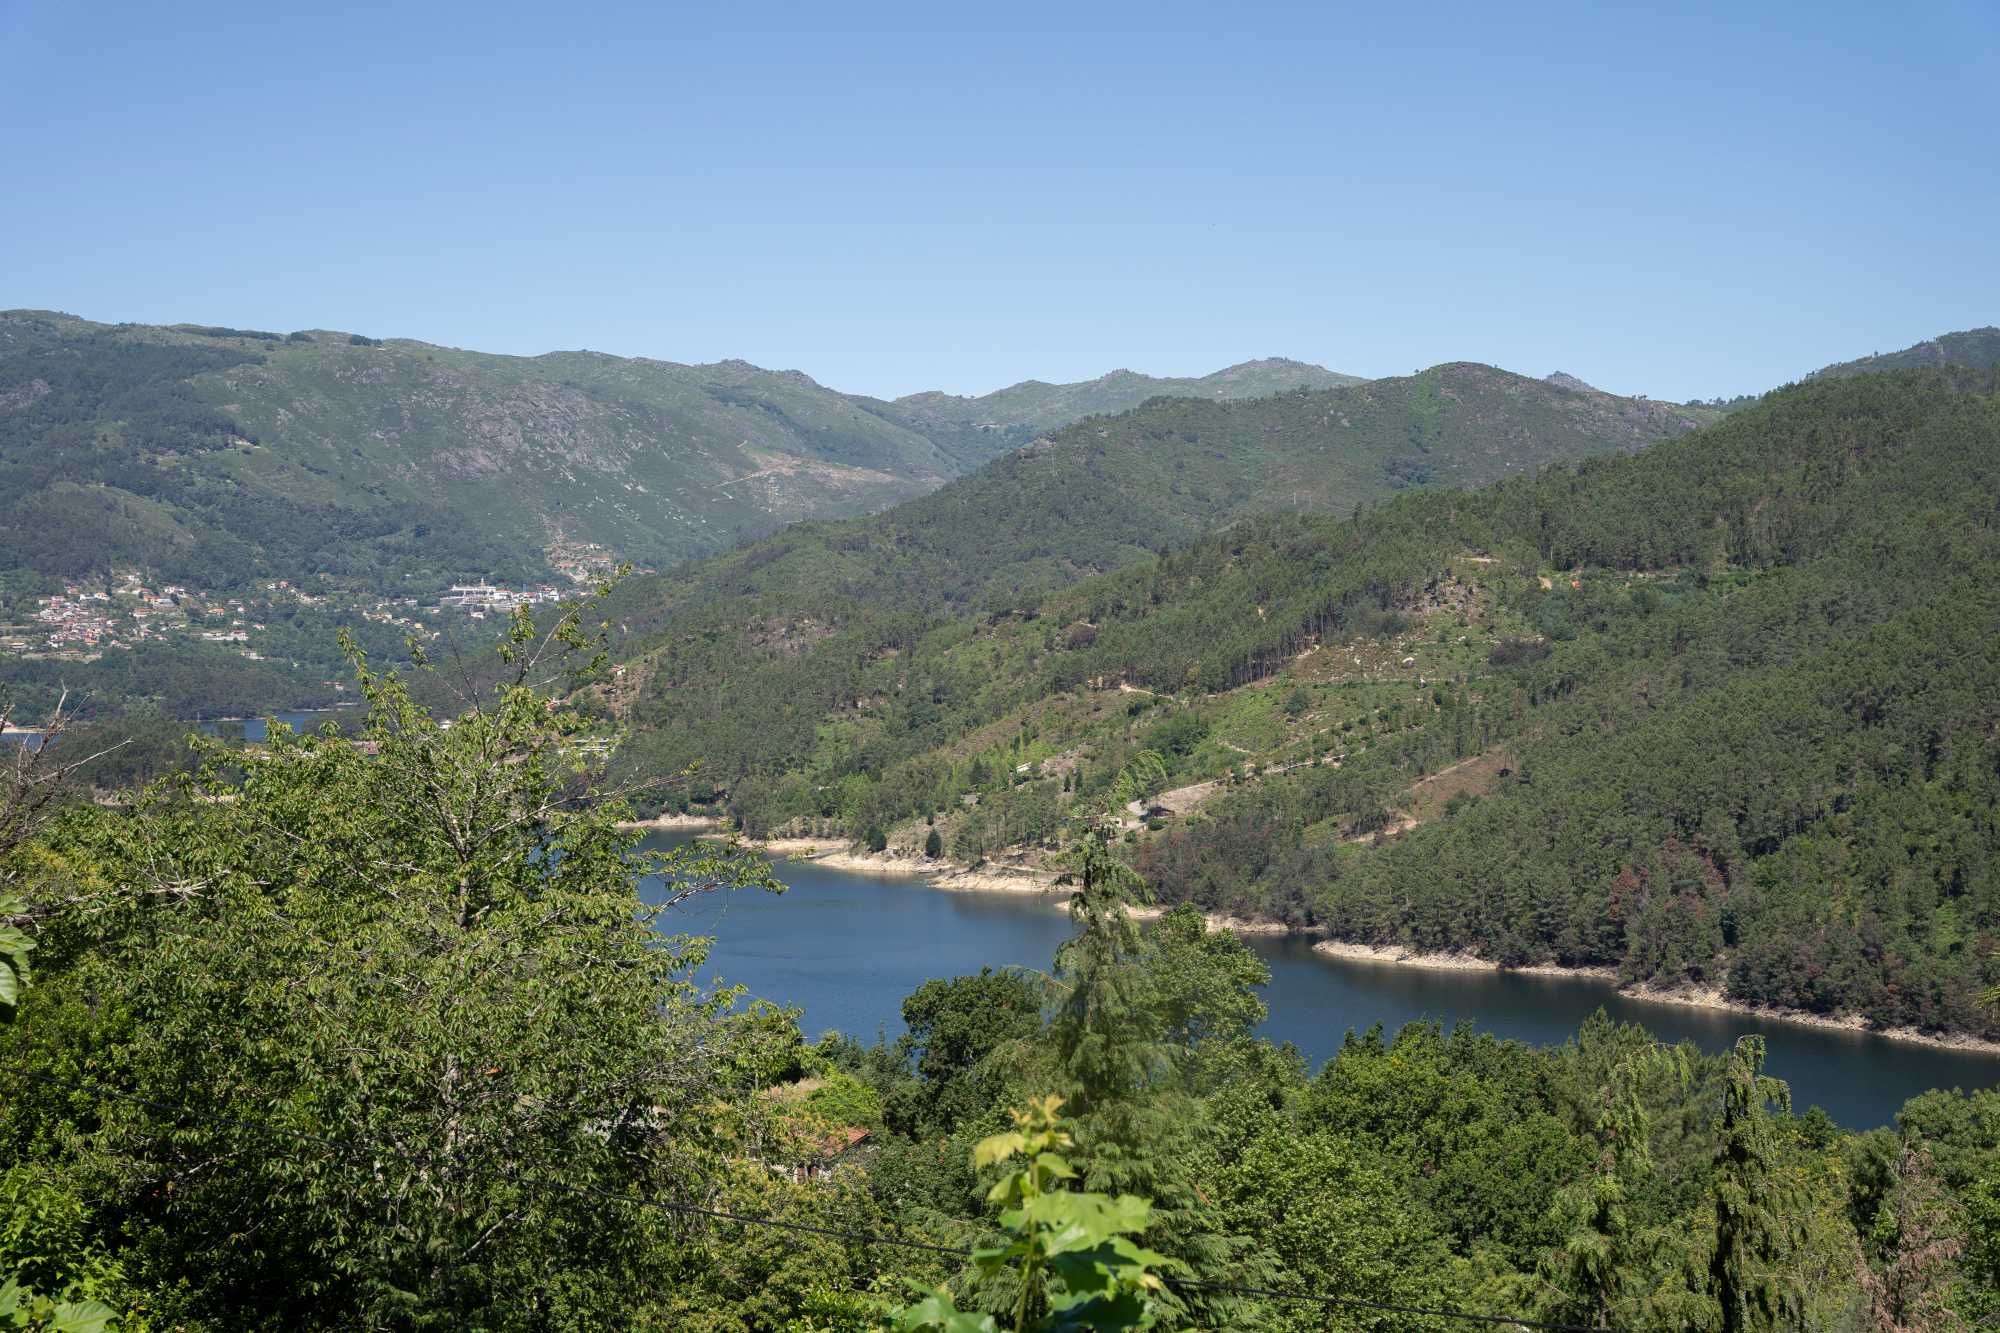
[1312,938,1618,979]
[1617,981,2000,1056]
[616,813,724,832]
[703,829,2000,1057]
[697,829,1066,894]
[1310,940,2000,1056]
[1125,902,1303,936]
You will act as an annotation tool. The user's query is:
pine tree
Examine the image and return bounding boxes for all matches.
[1711,1036,1804,1333]
[1543,1044,1689,1327]
[1049,829,1153,1127]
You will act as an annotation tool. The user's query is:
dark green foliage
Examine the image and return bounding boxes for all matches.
[0,317,540,589]
[175,325,284,341]
[1807,326,2000,381]
[1140,711,1207,761]
[892,969,1044,1135]
[1710,1038,1803,1332]
[0,642,339,722]
[0,602,786,1329]
[621,366,2000,1038]
[605,363,1707,837]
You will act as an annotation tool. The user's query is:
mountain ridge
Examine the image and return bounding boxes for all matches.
[0,310,1349,590]
[850,356,1364,467]
[598,357,1723,801]
[1804,326,2000,382]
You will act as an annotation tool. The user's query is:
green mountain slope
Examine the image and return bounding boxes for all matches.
[1805,326,2000,381]
[0,311,1348,592]
[851,357,1364,468]
[607,361,1714,636]
[0,310,963,588]
[602,362,1718,813]
[623,366,2000,1037]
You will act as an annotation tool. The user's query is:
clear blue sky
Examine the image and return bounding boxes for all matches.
[3,1,1995,401]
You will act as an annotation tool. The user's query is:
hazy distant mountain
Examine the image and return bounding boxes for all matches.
[1804,327,2000,381]
[606,359,1716,649]
[0,312,1347,589]
[849,357,1364,469]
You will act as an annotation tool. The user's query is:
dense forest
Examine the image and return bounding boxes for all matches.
[0,312,1361,593]
[595,361,1721,806]
[0,323,541,591]
[0,619,1993,1330]
[4,330,1998,1325]
[1807,327,2000,382]
[605,366,2000,1039]
[603,360,1713,641]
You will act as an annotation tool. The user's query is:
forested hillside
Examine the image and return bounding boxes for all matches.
[0,311,942,588]
[600,360,1715,796]
[612,367,2000,1039]
[1,642,1994,1330]
[1807,327,2000,382]
[610,361,1711,631]
[0,312,1349,593]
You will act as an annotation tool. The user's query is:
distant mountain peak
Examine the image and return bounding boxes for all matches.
[1545,371,1598,393]
[1214,356,1321,374]
[865,359,1362,469]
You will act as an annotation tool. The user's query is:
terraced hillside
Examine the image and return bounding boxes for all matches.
[598,359,1721,773]
[612,366,2000,1039]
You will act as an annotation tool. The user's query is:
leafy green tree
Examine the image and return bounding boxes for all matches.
[0,693,123,1022]
[888,1096,1181,1333]
[0,1167,131,1332]
[1042,833,1274,1325]
[1049,833,1155,1127]
[1108,752,1167,809]
[894,969,1043,1135]
[1,599,781,1328]
[1962,1170,2000,1325]
[1218,1128,1453,1332]
[0,1277,117,1333]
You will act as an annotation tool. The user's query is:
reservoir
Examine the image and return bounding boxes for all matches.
[642,832,2000,1129]
[197,708,350,742]
[4,709,350,751]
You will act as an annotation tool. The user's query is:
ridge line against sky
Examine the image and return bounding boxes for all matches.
[3,0,1996,403]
